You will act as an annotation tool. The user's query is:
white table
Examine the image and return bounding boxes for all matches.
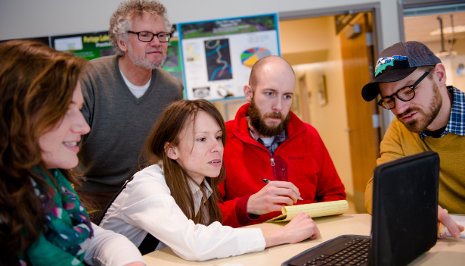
[143,214,465,266]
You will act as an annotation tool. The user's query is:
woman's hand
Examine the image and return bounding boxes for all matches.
[261,212,320,247]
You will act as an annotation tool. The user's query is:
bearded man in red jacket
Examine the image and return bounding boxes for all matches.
[219,55,346,227]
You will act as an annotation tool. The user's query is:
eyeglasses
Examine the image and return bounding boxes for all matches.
[377,71,430,110]
[127,30,172,43]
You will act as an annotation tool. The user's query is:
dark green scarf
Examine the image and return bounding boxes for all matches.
[22,169,93,265]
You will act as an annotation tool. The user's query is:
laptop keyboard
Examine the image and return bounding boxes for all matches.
[282,235,371,266]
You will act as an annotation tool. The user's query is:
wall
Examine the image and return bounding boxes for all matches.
[0,0,402,50]
[282,17,354,199]
[424,39,465,90]
[0,0,404,211]
[214,16,354,200]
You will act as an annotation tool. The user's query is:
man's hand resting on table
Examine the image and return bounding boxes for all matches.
[437,205,464,239]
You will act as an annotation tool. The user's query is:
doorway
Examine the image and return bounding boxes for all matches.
[279,7,381,213]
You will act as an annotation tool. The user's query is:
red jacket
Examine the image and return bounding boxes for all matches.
[218,103,346,227]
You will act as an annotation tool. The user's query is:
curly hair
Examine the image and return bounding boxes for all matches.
[0,40,87,263]
[143,99,225,225]
[109,0,171,55]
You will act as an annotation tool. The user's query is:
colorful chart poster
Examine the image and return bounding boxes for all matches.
[178,13,280,101]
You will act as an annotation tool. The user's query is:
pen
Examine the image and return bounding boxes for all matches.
[262,178,303,200]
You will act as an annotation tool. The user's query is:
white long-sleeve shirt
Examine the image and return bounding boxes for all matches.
[83,223,144,265]
[100,164,265,261]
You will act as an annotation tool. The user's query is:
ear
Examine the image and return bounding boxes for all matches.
[244,85,253,102]
[164,143,179,160]
[434,63,447,84]
[117,38,128,53]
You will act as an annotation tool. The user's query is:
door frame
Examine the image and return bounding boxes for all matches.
[279,3,385,212]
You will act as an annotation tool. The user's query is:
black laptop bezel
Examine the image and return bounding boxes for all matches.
[281,151,440,266]
[370,151,439,265]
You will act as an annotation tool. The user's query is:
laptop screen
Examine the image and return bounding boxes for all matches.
[371,151,439,265]
[281,151,440,266]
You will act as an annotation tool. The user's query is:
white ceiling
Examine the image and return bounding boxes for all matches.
[404,11,465,44]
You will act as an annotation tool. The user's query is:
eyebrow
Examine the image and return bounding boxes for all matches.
[380,79,411,96]
[389,73,425,96]
[195,129,222,134]
[262,88,276,92]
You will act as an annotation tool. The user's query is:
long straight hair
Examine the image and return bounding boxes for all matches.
[0,40,87,263]
[143,99,225,224]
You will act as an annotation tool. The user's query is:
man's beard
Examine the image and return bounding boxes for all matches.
[248,101,290,137]
[127,45,165,69]
[398,82,442,133]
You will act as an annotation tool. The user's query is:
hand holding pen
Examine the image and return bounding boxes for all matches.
[247,178,304,215]
[262,178,303,200]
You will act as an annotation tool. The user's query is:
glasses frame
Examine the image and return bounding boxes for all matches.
[377,71,431,110]
[127,30,172,43]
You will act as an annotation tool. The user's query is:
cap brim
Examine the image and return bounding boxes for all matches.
[361,67,417,101]
[361,82,380,101]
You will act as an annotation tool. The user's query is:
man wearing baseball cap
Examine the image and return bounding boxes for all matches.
[362,41,464,238]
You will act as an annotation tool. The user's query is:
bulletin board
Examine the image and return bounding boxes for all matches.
[178,13,280,101]
[50,30,182,80]
[51,31,114,60]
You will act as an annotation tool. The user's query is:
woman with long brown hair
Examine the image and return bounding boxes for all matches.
[100,99,320,260]
[0,40,143,265]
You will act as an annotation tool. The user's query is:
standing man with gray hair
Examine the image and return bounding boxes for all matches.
[77,0,183,216]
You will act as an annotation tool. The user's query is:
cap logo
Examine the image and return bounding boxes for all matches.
[374,55,408,77]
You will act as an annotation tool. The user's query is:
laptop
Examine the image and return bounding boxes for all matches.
[282,151,440,266]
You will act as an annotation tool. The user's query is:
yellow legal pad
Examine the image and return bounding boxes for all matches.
[266,200,349,223]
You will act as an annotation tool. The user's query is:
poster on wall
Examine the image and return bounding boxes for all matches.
[51,31,114,60]
[51,30,182,81]
[163,39,183,81]
[178,13,280,101]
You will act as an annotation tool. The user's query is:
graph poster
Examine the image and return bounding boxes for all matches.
[178,13,280,100]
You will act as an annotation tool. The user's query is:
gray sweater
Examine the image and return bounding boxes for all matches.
[79,55,183,193]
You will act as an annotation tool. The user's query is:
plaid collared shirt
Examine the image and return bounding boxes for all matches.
[248,124,287,154]
[421,86,465,138]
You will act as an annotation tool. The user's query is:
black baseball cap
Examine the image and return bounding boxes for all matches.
[361,41,441,101]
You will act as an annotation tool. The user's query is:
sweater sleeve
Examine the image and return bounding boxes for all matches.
[217,184,259,227]
[79,62,97,132]
[365,119,406,214]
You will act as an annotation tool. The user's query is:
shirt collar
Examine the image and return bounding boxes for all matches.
[246,116,287,142]
[187,178,213,214]
[420,86,465,138]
